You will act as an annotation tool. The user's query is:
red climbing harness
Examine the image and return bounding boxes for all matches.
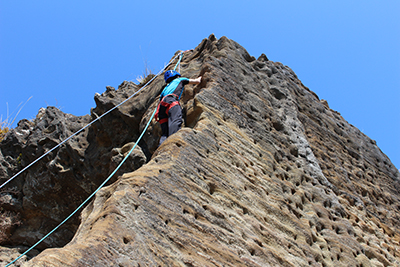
[155,94,180,124]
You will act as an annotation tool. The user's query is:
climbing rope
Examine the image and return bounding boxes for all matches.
[173,50,190,72]
[0,51,185,190]
[175,51,183,72]
[5,106,158,267]
[4,50,188,266]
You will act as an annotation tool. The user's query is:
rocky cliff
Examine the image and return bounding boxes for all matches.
[1,35,399,267]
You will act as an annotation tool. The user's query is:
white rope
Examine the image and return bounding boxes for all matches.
[5,103,158,267]
[0,53,181,189]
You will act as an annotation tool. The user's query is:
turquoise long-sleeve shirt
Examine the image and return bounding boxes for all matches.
[160,77,189,100]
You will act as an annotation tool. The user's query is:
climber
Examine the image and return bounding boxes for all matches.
[156,70,201,146]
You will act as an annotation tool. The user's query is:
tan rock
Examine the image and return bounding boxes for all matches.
[1,35,399,267]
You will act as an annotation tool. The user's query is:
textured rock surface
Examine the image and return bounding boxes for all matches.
[1,35,399,266]
[0,86,151,263]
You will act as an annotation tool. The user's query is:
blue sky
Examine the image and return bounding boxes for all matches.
[1,1,399,168]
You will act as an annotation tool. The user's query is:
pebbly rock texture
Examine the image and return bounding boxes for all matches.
[0,84,152,263]
[1,34,400,267]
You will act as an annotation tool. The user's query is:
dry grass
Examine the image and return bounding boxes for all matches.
[0,116,10,142]
[0,96,32,142]
[136,48,155,87]
[0,124,9,142]
[136,60,154,87]
[0,99,32,244]
[136,73,155,87]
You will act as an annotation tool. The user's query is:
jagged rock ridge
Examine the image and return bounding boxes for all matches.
[1,35,399,267]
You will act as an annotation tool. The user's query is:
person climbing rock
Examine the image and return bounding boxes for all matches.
[156,70,201,146]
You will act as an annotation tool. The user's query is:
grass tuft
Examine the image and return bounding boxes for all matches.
[136,46,155,87]
[0,125,9,142]
[136,73,155,87]
[0,96,32,142]
[136,58,154,87]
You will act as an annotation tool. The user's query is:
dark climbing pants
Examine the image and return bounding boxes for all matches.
[158,95,182,146]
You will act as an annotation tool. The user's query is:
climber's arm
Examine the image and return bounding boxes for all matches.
[188,76,202,85]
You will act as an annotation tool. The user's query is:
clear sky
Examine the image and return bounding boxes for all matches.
[1,1,399,169]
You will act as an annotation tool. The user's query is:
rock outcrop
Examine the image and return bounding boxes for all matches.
[1,35,399,267]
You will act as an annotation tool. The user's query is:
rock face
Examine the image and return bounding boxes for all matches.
[1,35,399,267]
